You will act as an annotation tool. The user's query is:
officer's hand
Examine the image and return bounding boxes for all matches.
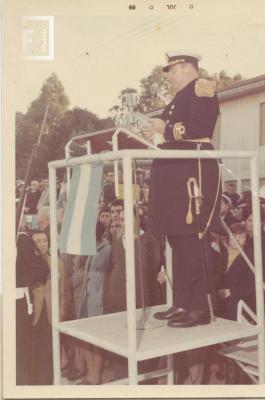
[149,118,166,134]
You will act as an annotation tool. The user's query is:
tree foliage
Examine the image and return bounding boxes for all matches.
[199,69,243,90]
[53,107,113,160]
[138,66,174,112]
[137,66,244,112]
[16,73,70,178]
[16,74,113,179]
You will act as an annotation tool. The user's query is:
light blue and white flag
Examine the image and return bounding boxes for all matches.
[60,162,103,255]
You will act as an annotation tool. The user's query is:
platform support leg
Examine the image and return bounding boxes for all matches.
[49,166,61,384]
[167,354,174,384]
[123,155,138,385]
[165,240,173,307]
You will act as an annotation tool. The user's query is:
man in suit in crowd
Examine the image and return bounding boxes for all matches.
[24,179,42,215]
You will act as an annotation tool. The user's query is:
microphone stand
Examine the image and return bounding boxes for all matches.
[133,160,163,330]
[187,177,215,322]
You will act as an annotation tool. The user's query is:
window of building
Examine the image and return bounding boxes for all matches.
[259,102,265,146]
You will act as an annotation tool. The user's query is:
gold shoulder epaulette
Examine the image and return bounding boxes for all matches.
[195,79,216,98]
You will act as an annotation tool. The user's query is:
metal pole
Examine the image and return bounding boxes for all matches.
[190,177,215,322]
[86,140,91,155]
[112,130,120,197]
[250,155,265,384]
[165,239,173,306]
[167,354,174,385]
[49,165,61,385]
[16,191,28,240]
[133,160,147,323]
[165,239,174,384]
[123,155,138,385]
[65,140,72,197]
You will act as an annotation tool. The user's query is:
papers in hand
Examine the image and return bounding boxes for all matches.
[134,113,163,145]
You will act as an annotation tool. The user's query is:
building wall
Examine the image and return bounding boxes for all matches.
[216,91,265,182]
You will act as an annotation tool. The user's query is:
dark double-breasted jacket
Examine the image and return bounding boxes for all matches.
[217,244,256,321]
[147,78,221,236]
[16,232,49,288]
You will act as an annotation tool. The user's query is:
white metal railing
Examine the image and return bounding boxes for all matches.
[48,148,265,385]
[237,299,258,324]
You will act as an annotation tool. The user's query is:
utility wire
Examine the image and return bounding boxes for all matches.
[88,15,192,61]
[88,16,165,54]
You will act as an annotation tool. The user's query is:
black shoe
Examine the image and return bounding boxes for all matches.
[167,310,211,328]
[153,306,186,320]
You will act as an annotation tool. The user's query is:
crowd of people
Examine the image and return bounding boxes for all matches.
[15,170,265,385]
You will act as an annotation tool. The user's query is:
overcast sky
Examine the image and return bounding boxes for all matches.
[12,0,265,118]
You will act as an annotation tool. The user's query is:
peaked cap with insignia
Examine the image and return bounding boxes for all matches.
[163,51,201,72]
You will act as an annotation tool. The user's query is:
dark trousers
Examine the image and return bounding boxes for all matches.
[30,302,53,385]
[167,234,216,312]
[16,298,32,385]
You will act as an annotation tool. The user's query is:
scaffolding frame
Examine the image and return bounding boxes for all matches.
[48,148,265,385]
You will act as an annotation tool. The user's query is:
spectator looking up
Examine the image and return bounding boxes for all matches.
[107,220,123,243]
[110,199,124,222]
[98,207,111,228]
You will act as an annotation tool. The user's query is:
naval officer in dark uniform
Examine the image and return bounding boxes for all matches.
[143,52,221,327]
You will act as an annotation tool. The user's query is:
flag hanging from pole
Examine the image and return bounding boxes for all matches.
[60,162,103,255]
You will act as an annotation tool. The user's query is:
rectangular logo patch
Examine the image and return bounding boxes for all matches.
[22,16,54,60]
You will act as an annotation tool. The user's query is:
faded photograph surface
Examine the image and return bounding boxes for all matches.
[3,0,265,398]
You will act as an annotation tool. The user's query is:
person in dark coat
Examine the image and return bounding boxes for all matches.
[244,211,265,283]
[143,51,221,327]
[102,171,116,206]
[16,229,49,384]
